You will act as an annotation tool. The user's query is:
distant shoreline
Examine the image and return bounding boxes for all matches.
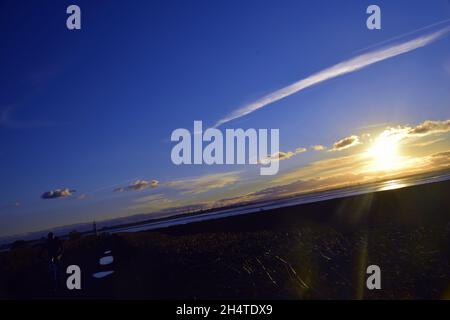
[2,168,449,249]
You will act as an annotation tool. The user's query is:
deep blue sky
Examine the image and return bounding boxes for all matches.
[1,0,449,237]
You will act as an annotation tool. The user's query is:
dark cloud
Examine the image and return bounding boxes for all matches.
[274,151,295,161]
[114,179,159,192]
[41,188,75,199]
[260,147,308,164]
[408,120,450,136]
[331,135,360,151]
[260,151,295,163]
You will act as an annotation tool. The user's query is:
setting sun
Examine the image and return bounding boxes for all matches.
[367,133,403,172]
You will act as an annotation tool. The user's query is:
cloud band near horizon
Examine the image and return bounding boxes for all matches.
[214,25,450,127]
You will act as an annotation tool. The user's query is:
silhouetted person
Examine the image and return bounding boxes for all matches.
[41,232,63,261]
[40,232,64,292]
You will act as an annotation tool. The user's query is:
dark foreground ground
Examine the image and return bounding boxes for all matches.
[1,179,449,299]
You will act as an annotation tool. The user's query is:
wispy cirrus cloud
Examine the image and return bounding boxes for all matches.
[214,25,450,127]
[166,171,241,195]
[410,137,445,148]
[128,193,173,212]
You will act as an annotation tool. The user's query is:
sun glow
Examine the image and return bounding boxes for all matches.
[367,132,404,172]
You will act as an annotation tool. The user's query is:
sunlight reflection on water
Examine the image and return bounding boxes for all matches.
[378,180,408,191]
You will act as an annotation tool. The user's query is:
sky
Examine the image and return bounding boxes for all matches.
[1,0,450,237]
